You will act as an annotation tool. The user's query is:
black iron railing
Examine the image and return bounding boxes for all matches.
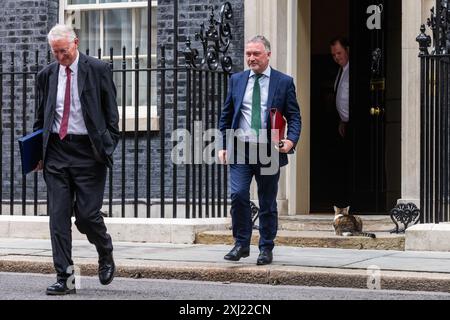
[420,55,450,223]
[417,0,450,223]
[0,2,234,219]
[418,52,450,223]
[0,46,231,219]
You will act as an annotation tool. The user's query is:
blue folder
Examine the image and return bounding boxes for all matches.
[18,129,43,175]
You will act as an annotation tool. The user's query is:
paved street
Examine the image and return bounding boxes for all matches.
[1,272,450,300]
[2,238,450,273]
[2,238,450,294]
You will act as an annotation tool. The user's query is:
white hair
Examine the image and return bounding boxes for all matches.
[47,24,77,44]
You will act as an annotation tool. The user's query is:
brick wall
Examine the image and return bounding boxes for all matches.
[148,0,243,207]
[106,0,244,205]
[0,0,244,214]
[0,0,59,207]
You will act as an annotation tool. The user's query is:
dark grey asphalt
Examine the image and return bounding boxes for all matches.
[1,272,450,300]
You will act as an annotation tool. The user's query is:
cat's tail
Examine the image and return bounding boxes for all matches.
[353,232,377,239]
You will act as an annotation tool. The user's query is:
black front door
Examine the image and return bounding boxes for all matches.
[348,0,386,213]
[310,0,401,214]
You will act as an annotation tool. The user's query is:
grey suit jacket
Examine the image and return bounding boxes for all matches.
[33,52,120,168]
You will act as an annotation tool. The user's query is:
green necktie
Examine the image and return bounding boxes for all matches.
[251,74,263,135]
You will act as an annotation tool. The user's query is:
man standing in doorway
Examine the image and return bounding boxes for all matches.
[330,36,351,209]
[34,24,119,295]
[218,36,301,265]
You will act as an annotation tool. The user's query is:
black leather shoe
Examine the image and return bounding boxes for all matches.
[256,250,273,265]
[99,253,115,285]
[224,245,250,261]
[46,280,76,296]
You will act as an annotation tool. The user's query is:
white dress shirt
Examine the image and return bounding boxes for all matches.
[335,62,350,123]
[52,51,88,135]
[236,66,271,143]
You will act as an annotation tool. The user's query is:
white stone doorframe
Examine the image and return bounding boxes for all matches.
[244,0,307,215]
[399,0,433,207]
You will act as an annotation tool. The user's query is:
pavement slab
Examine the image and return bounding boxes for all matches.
[1,238,450,293]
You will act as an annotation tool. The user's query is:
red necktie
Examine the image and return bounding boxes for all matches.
[59,66,71,140]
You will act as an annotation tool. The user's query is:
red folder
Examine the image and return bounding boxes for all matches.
[270,108,286,147]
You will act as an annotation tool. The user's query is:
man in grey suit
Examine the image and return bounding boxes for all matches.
[33,24,119,295]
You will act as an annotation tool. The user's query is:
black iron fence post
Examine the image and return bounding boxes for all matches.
[160,45,166,219]
[22,51,28,216]
[185,67,191,219]
[0,51,3,216]
[134,46,140,218]
[417,4,450,224]
[173,0,179,219]
[10,52,15,216]
[34,50,39,216]
[109,47,114,218]
[121,46,126,218]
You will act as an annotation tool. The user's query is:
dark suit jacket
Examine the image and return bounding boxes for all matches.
[33,52,120,168]
[219,68,302,167]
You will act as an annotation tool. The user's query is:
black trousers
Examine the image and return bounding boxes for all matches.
[333,122,353,209]
[44,133,113,281]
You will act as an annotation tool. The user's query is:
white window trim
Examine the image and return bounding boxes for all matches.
[60,1,158,23]
[59,0,160,132]
[66,2,153,11]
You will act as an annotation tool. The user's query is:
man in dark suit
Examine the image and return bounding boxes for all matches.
[218,35,301,265]
[330,37,350,140]
[33,24,119,295]
[330,36,351,210]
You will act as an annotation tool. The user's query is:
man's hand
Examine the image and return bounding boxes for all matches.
[218,150,228,165]
[339,121,347,138]
[34,160,43,172]
[277,140,295,154]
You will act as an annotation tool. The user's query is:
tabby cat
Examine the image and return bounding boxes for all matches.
[333,207,376,239]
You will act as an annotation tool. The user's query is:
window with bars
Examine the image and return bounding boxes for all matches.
[61,0,158,131]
